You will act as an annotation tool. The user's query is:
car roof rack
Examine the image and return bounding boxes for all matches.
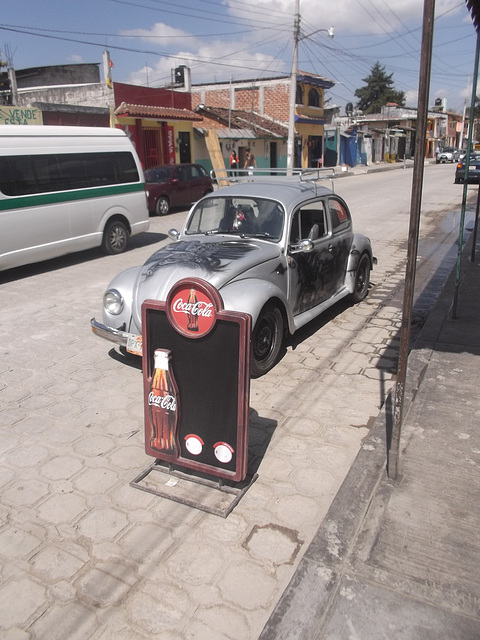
[210,167,336,192]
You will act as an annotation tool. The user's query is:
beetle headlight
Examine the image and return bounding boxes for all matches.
[104,289,124,315]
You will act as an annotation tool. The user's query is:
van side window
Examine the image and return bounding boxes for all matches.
[0,152,139,196]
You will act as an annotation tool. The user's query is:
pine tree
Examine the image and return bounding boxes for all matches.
[354,62,406,114]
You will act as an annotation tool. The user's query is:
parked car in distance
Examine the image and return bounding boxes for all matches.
[144,163,213,215]
[454,152,480,184]
[436,147,458,164]
[91,173,376,377]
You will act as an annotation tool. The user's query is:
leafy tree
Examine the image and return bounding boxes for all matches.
[354,62,405,114]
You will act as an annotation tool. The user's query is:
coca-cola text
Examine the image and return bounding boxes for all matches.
[148,391,176,411]
[173,298,213,318]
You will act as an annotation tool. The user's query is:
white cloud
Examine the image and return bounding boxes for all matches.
[405,88,418,108]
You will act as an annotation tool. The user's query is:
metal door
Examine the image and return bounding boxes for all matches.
[143,128,161,169]
[178,132,191,164]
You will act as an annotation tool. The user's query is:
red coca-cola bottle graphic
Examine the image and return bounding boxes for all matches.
[186,288,199,332]
[148,349,179,453]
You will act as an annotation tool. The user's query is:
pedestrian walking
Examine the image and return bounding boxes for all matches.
[244,148,257,175]
[229,149,239,176]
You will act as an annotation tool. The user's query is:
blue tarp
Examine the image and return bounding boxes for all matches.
[340,127,358,167]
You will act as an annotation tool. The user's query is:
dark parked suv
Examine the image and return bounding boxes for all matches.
[145,163,213,215]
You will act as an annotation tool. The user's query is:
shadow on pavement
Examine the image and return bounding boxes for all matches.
[0,230,167,283]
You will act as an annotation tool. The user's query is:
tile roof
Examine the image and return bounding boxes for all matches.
[296,70,335,89]
[194,106,288,138]
[114,101,202,121]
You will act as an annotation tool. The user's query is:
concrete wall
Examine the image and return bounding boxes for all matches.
[16,84,112,109]
[13,64,101,88]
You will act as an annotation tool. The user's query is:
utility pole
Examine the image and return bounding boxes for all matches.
[389,0,435,480]
[286,0,300,174]
[453,31,480,317]
[286,1,334,173]
[458,76,470,152]
[3,45,18,106]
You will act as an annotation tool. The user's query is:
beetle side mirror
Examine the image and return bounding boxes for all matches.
[168,228,180,240]
[289,239,314,254]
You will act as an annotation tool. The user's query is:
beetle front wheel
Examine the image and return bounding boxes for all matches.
[251,305,284,378]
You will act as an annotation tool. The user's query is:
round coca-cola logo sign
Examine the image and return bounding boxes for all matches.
[167,278,223,338]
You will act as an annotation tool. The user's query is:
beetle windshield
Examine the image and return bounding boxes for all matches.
[186,196,285,240]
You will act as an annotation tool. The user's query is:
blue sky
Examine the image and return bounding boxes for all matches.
[0,0,477,114]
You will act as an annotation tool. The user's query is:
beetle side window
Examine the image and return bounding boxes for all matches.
[290,202,327,242]
[329,198,351,233]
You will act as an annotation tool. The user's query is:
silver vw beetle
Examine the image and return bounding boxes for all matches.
[91,175,376,377]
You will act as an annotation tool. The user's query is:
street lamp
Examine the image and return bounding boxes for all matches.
[286,0,334,173]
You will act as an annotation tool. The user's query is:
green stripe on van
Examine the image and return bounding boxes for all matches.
[0,182,145,211]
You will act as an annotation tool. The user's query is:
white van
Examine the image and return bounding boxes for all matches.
[0,125,149,271]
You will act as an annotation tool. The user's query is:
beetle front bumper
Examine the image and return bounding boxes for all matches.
[90,317,129,347]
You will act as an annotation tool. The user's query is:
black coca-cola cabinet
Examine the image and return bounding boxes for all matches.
[141,278,251,482]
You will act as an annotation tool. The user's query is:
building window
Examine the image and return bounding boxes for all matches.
[296,84,303,105]
[308,88,320,108]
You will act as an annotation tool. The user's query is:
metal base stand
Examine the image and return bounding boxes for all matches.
[130,460,258,518]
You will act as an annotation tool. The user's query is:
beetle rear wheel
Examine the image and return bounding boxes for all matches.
[251,305,284,378]
[351,253,371,303]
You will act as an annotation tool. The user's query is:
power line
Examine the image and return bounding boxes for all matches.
[0,23,289,77]
[107,0,290,29]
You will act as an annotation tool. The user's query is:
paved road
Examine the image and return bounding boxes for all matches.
[0,165,473,639]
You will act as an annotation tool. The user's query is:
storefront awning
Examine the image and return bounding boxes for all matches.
[295,114,327,125]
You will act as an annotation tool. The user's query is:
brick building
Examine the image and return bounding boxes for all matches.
[191,71,335,168]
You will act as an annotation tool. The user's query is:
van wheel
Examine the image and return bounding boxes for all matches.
[102,220,129,254]
[351,253,370,303]
[156,196,170,216]
[251,305,284,378]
